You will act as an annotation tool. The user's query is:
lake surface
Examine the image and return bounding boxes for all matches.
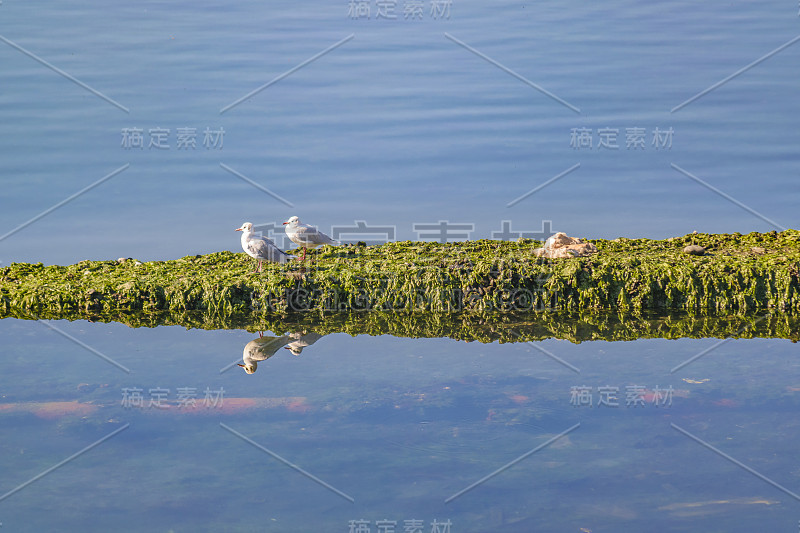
[1,316,798,532]
[2,1,799,531]
[0,0,798,265]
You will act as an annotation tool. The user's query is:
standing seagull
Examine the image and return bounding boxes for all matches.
[236,222,292,272]
[282,216,339,261]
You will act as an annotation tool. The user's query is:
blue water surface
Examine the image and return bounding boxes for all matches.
[1,0,798,265]
[1,2,799,531]
[0,317,799,532]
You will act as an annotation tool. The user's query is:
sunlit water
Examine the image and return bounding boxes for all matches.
[1,317,798,532]
[1,0,798,265]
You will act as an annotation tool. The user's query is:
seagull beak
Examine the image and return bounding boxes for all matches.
[282,222,288,225]
[235,228,243,232]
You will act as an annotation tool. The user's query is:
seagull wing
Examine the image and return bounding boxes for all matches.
[248,236,291,264]
[294,224,339,246]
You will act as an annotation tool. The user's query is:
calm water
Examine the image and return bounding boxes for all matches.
[0,317,798,532]
[2,2,799,531]
[0,0,798,265]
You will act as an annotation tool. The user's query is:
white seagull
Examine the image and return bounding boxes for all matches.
[282,216,339,261]
[236,222,292,272]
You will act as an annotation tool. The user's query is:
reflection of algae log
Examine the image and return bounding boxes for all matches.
[1,231,799,318]
[2,307,799,344]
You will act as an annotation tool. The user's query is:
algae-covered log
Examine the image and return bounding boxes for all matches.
[1,231,799,317]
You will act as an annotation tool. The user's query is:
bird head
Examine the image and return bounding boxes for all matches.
[237,362,257,374]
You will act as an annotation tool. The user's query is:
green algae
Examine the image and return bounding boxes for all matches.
[1,230,799,342]
[2,230,799,317]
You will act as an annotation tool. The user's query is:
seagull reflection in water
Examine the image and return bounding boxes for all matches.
[238,331,324,374]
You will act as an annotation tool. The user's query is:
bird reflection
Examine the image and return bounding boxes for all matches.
[238,330,323,374]
[284,331,323,355]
